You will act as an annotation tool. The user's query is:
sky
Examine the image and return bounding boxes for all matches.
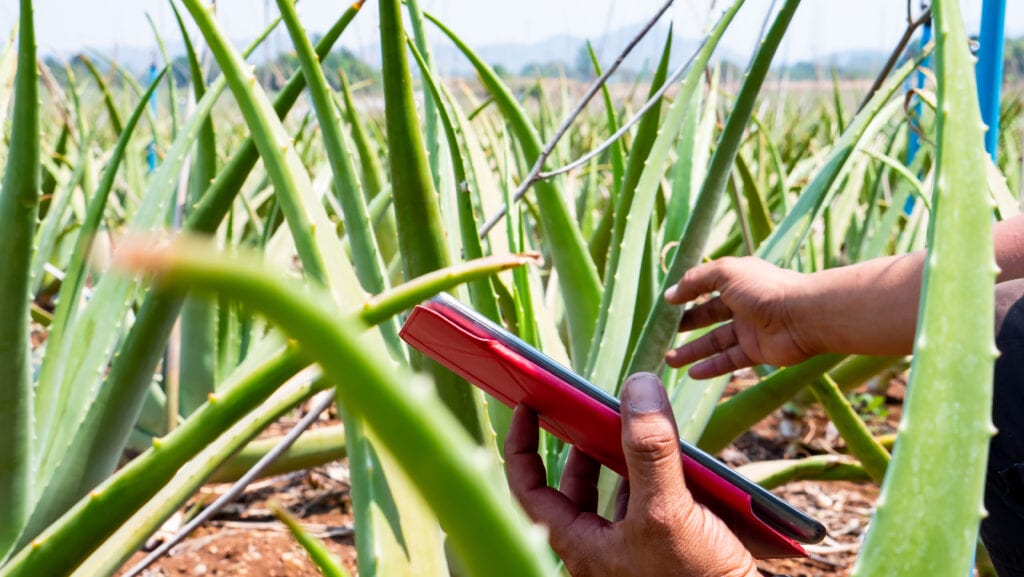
[1,1,1022,66]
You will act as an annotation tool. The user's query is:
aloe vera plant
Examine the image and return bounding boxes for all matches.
[853,0,997,573]
[116,241,558,577]
[0,0,38,558]
[0,0,1018,575]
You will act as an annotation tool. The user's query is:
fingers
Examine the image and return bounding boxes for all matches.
[664,258,732,305]
[690,345,753,379]
[666,323,738,368]
[505,406,607,556]
[618,373,694,519]
[678,296,733,332]
[614,479,630,522]
[559,448,601,514]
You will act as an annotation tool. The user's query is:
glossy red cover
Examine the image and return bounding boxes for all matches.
[400,300,807,559]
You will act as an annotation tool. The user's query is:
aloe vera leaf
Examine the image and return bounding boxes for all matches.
[580,46,622,274]
[207,423,347,482]
[272,504,352,577]
[379,0,448,280]
[76,54,123,137]
[404,0,442,192]
[627,0,790,378]
[807,375,890,484]
[584,27,675,388]
[661,67,714,258]
[0,26,18,124]
[359,253,539,327]
[757,53,923,265]
[726,173,756,254]
[278,0,382,294]
[31,131,91,289]
[337,412,381,577]
[737,455,870,490]
[861,147,930,209]
[33,65,228,479]
[853,0,997,572]
[67,362,323,577]
[276,0,403,360]
[26,20,284,537]
[337,71,398,263]
[749,114,790,215]
[426,13,602,366]
[588,43,625,204]
[10,228,486,573]
[33,71,165,452]
[170,0,219,417]
[40,122,69,202]
[188,5,359,236]
[986,156,1019,220]
[119,244,559,577]
[443,83,513,264]
[671,371,732,443]
[378,0,489,443]
[734,151,773,246]
[1,344,310,576]
[144,12,178,137]
[183,0,362,303]
[698,354,846,454]
[406,40,501,323]
[0,0,38,558]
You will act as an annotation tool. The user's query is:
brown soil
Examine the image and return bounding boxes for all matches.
[117,371,908,577]
[118,468,357,577]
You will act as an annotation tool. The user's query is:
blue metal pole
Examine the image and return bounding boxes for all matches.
[147,61,158,173]
[976,0,1007,160]
[904,14,933,214]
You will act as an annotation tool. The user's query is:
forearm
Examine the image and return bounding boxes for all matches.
[794,252,923,357]
[995,214,1024,282]
[793,214,1024,357]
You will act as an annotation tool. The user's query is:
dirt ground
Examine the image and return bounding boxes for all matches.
[118,372,908,577]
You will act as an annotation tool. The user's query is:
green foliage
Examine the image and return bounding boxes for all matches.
[0,0,1017,575]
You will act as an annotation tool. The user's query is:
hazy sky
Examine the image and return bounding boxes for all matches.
[1,1,1021,65]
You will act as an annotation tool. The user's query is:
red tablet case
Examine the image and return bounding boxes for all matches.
[400,299,807,559]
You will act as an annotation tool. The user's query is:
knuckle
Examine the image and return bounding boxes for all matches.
[562,552,598,577]
[626,428,677,463]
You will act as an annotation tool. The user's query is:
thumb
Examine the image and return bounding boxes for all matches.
[620,373,693,515]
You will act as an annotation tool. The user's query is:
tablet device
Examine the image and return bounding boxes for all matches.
[400,293,826,559]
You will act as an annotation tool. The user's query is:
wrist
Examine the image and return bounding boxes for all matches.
[789,254,923,357]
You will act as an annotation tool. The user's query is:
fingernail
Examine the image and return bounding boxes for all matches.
[664,285,678,302]
[624,373,664,414]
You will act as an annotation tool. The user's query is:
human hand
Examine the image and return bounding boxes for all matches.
[664,257,819,379]
[504,373,759,577]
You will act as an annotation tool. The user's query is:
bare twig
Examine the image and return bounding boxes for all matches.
[123,385,334,577]
[476,0,675,237]
[532,34,710,181]
[855,4,932,115]
[534,1,776,185]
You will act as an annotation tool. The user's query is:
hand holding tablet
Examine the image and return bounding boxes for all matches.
[400,293,826,559]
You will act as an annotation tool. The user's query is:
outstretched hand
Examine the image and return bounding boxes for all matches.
[664,257,820,379]
[505,373,758,577]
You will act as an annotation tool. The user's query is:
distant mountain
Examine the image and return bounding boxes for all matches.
[45,22,903,83]
[362,21,743,78]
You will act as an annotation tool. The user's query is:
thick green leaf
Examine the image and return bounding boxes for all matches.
[379,0,487,441]
[33,70,166,454]
[853,0,997,573]
[117,242,560,577]
[170,0,219,417]
[0,0,38,557]
[426,13,602,366]
[585,27,675,391]
[627,0,798,377]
